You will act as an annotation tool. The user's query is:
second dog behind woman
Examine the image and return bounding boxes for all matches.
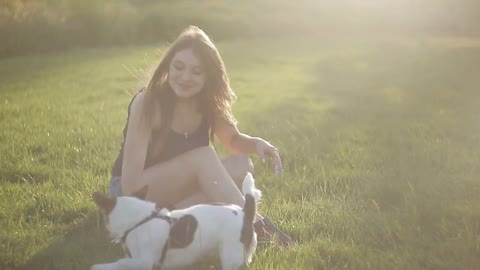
[108,25,293,246]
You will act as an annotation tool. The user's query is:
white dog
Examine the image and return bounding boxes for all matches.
[91,172,261,270]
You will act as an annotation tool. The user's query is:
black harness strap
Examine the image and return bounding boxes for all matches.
[153,214,198,270]
[155,239,170,269]
[118,208,174,268]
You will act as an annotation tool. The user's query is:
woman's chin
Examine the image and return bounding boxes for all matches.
[173,88,200,99]
[175,92,194,99]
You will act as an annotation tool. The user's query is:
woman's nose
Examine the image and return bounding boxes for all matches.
[180,71,192,82]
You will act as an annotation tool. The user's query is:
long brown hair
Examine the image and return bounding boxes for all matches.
[142,25,237,142]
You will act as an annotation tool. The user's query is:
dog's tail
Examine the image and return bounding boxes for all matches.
[241,172,261,258]
[242,172,261,225]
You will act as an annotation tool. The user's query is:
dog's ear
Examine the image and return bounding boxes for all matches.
[131,185,149,200]
[92,192,116,214]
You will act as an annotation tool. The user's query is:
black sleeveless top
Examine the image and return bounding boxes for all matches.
[111,93,210,177]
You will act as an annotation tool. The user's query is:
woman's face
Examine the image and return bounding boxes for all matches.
[168,49,206,99]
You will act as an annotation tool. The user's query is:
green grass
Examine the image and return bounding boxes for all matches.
[1,37,480,270]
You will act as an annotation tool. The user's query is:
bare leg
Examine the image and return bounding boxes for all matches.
[218,154,264,221]
[139,146,244,207]
[122,147,291,245]
[174,192,208,209]
[221,155,254,188]
[173,154,254,208]
[174,154,260,223]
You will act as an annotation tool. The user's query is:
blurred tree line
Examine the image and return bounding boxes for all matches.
[0,0,252,57]
[1,0,479,58]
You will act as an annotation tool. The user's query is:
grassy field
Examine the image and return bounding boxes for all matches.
[1,37,480,269]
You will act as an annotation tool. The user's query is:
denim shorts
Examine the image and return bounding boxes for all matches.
[108,176,123,198]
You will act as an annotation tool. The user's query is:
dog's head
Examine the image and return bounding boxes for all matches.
[92,186,151,238]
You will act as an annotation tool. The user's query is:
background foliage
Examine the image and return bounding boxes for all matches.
[1,0,480,57]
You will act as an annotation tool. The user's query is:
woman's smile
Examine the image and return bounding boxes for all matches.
[168,49,206,98]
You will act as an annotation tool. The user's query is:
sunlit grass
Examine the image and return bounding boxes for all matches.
[1,37,480,269]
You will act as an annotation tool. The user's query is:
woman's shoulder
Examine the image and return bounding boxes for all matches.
[128,90,146,114]
[129,89,162,128]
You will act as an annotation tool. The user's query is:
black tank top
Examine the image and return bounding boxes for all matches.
[111,93,210,177]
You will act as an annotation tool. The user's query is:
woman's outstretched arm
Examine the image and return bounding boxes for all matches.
[213,115,283,175]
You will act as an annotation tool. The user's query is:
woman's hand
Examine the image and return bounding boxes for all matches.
[255,139,283,176]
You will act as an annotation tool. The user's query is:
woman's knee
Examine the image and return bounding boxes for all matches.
[237,155,254,176]
[186,146,220,165]
[223,155,254,185]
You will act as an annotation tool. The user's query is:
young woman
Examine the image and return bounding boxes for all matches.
[108,26,293,246]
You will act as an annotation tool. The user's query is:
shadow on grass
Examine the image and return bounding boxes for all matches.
[19,212,122,270]
[19,211,221,270]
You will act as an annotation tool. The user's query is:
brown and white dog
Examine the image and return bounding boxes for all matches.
[91,172,261,270]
